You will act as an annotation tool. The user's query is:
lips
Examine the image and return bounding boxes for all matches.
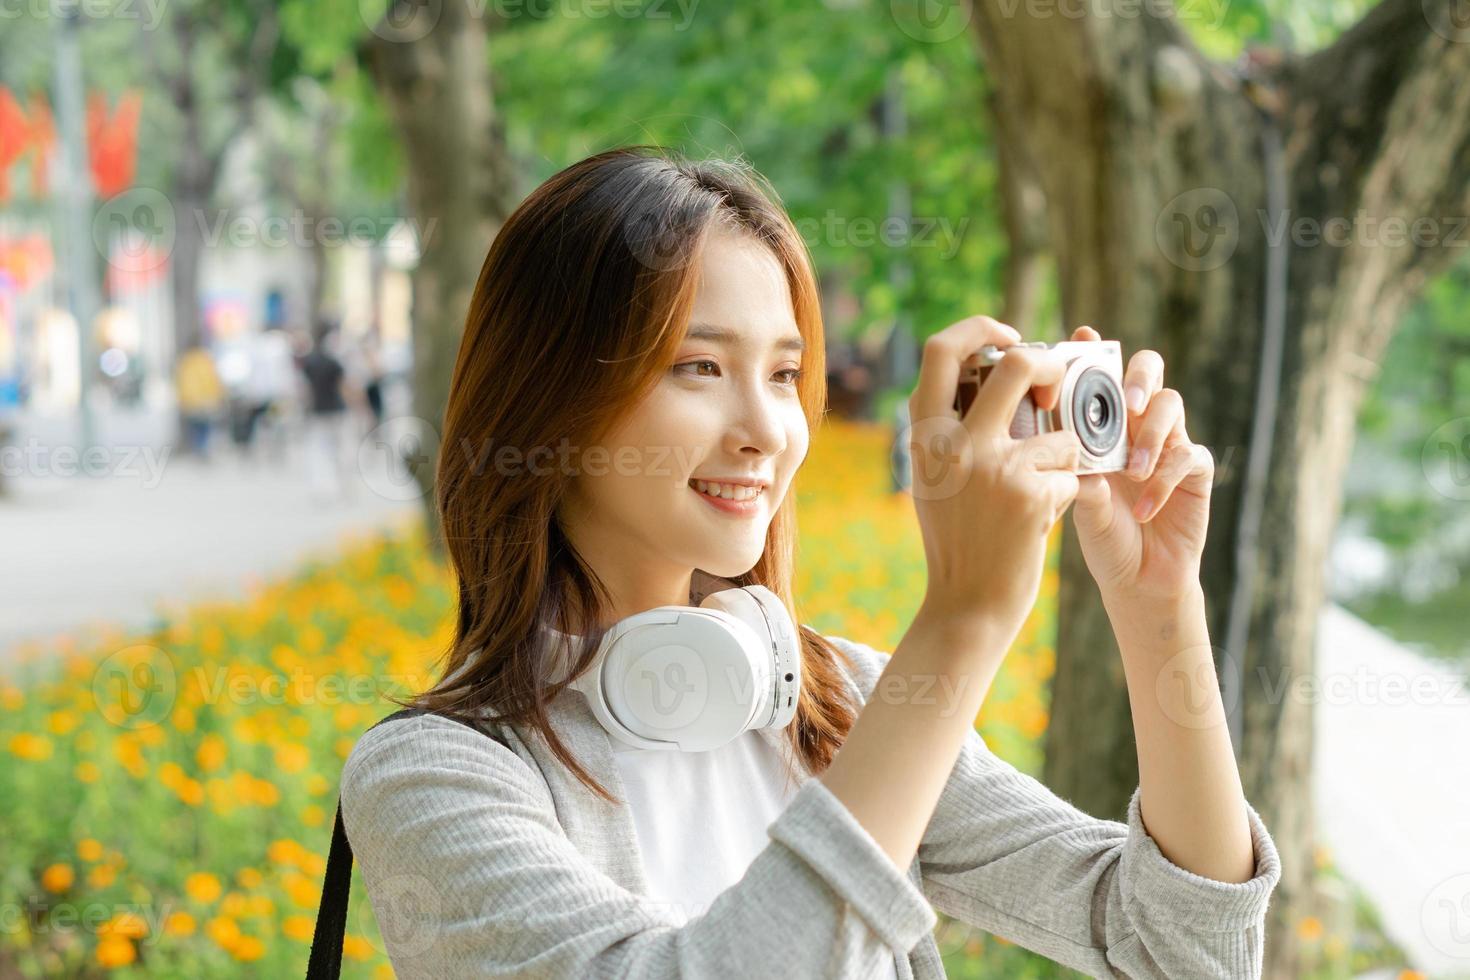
[688,478,765,502]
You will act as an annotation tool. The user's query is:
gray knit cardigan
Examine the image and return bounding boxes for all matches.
[339,633,1282,978]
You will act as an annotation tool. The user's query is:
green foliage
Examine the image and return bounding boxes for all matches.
[489,0,1005,347]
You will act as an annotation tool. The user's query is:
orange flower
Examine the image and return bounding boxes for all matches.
[41,863,74,892]
[185,871,222,904]
[164,911,197,936]
[95,934,136,967]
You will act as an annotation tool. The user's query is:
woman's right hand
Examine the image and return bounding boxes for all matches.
[905,315,1083,642]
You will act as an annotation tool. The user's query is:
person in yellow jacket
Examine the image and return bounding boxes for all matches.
[175,344,225,460]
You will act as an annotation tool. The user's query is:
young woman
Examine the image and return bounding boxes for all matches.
[338,146,1281,978]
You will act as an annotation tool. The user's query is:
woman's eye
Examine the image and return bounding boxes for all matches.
[774,368,804,386]
[672,362,803,385]
[673,360,720,378]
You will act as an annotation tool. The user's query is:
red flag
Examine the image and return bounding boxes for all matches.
[0,88,28,203]
[87,89,142,199]
[26,92,55,198]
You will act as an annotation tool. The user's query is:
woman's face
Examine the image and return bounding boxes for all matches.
[558,226,810,618]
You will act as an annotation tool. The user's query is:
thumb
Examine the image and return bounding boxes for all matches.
[1072,472,1113,533]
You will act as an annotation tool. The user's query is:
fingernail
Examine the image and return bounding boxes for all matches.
[1128,447,1150,476]
[1125,385,1145,413]
[1134,495,1154,521]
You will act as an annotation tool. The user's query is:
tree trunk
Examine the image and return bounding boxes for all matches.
[969,2,1470,975]
[363,0,518,556]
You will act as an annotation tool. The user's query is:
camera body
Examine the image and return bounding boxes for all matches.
[952,339,1131,475]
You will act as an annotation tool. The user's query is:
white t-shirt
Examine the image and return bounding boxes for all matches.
[610,729,800,923]
[541,623,904,977]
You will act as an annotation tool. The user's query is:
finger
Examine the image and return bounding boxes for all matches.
[1124,348,1164,417]
[910,315,1021,423]
[1134,435,1204,523]
[967,346,1069,439]
[1126,388,1184,481]
[1071,324,1102,342]
[1015,428,1083,472]
[1038,468,1081,524]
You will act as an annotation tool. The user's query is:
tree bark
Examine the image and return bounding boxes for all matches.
[363,0,519,556]
[968,2,1470,975]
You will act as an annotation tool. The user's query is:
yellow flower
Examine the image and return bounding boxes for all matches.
[236,867,263,889]
[88,864,118,888]
[95,934,136,967]
[75,760,101,783]
[274,741,310,774]
[232,934,266,961]
[165,911,196,936]
[47,710,80,735]
[196,734,228,772]
[9,733,53,761]
[205,915,241,950]
[41,863,74,892]
[284,872,320,908]
[268,839,303,867]
[186,871,222,904]
[99,911,149,939]
[77,839,105,862]
[1296,915,1324,941]
[343,935,375,961]
[283,915,315,942]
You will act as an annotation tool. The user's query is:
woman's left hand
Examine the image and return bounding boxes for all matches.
[1068,326,1215,601]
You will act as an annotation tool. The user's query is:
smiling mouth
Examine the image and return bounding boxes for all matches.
[687,479,765,505]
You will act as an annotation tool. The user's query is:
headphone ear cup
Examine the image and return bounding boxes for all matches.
[698,586,801,730]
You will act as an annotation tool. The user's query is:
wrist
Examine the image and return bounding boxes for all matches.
[911,598,1018,661]
[1101,582,1209,656]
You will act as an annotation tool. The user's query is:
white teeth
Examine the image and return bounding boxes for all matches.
[691,480,762,502]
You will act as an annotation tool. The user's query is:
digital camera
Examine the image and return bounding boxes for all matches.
[951,339,1131,474]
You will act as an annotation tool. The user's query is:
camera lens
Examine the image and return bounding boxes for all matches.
[1069,367,1124,456]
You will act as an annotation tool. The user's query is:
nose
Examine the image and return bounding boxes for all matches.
[722,376,788,460]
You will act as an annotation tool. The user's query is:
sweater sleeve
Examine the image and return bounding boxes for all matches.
[338,712,936,979]
[825,634,1282,979]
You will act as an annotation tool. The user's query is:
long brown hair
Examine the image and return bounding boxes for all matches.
[400,145,860,804]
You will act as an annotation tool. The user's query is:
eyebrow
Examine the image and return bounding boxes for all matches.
[685,322,806,354]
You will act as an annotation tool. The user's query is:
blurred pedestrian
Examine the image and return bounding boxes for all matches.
[297,319,353,502]
[232,323,298,465]
[175,344,226,462]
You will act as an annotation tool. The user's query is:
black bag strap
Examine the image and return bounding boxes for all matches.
[306,706,508,979]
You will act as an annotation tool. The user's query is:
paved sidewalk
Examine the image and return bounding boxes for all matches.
[1314,604,1470,979]
[1,407,421,664]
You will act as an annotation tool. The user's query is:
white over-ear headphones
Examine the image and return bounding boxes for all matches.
[563,584,801,752]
